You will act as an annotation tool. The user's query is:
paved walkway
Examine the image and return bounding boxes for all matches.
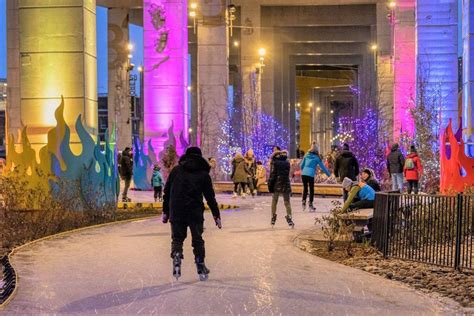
[3,195,456,315]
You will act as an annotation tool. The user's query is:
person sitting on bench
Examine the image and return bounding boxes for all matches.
[341,177,376,212]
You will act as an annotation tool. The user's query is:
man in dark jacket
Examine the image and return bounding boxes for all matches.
[120,147,133,202]
[387,143,405,193]
[163,147,221,281]
[268,150,294,228]
[334,143,360,201]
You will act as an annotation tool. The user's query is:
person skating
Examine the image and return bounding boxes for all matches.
[119,147,133,202]
[151,164,164,202]
[334,143,360,201]
[387,143,405,193]
[162,147,222,281]
[360,168,381,192]
[268,149,294,228]
[300,143,331,212]
[231,152,250,198]
[244,149,257,196]
[341,177,376,212]
[404,145,423,194]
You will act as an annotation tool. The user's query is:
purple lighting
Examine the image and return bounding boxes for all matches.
[144,0,189,154]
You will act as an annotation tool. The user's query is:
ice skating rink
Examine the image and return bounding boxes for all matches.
[3,195,456,315]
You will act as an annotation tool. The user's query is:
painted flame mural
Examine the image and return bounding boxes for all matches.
[5,97,119,210]
[440,120,474,193]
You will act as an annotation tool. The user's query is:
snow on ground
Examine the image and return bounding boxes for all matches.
[3,194,456,315]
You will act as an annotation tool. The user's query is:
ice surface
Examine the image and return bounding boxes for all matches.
[3,194,456,315]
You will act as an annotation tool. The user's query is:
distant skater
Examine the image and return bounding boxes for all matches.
[151,164,164,202]
[162,147,222,281]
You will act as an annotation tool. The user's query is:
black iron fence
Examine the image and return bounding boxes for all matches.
[373,192,473,270]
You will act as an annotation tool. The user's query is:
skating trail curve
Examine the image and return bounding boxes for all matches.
[3,195,456,315]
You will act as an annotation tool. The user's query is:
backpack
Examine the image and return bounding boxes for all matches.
[405,158,415,170]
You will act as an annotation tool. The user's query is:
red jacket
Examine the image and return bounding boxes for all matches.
[404,153,423,181]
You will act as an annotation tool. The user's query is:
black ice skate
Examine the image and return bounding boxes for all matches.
[302,200,306,211]
[309,203,316,212]
[172,252,183,280]
[285,215,295,229]
[271,214,277,227]
[195,258,210,281]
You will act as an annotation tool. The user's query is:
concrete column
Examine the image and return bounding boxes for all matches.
[417,0,458,131]
[143,0,189,154]
[197,0,229,157]
[108,8,131,150]
[240,3,261,108]
[393,0,416,140]
[296,78,312,152]
[8,0,98,154]
[462,0,474,139]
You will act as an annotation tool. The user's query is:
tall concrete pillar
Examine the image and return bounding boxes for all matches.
[143,0,189,154]
[240,3,261,109]
[393,0,416,140]
[417,0,458,131]
[197,0,228,158]
[463,0,474,140]
[296,77,312,152]
[108,8,131,150]
[7,0,98,154]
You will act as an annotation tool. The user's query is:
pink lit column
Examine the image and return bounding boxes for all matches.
[393,0,416,140]
[143,0,189,153]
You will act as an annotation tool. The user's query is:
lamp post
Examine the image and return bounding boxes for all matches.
[137,66,144,141]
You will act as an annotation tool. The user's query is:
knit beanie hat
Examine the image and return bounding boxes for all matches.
[186,147,203,156]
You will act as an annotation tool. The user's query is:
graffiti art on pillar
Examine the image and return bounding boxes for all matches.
[5,97,119,210]
[440,120,474,193]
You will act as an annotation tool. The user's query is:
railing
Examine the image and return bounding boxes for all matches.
[373,192,473,271]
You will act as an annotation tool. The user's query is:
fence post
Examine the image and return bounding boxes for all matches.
[383,194,390,258]
[454,194,463,271]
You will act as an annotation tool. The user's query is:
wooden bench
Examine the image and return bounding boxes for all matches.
[213,181,343,196]
[338,208,374,242]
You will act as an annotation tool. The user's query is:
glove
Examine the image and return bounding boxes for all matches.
[214,217,222,229]
[162,213,169,224]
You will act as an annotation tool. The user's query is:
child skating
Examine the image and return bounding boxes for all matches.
[162,147,222,281]
[151,164,164,202]
[268,149,294,228]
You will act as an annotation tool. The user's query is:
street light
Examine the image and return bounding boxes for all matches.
[127,43,133,51]
[233,41,239,47]
[258,48,266,57]
[388,1,396,9]
[316,107,321,112]
[258,47,266,73]
[190,2,197,9]
[137,66,143,73]
[308,102,313,108]
[371,44,378,51]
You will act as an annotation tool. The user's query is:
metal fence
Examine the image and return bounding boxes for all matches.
[372,192,474,270]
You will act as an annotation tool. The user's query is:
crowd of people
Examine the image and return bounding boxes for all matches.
[115,142,424,280]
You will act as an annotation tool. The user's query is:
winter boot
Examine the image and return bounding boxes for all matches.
[302,200,306,211]
[195,257,210,281]
[271,214,277,226]
[309,203,316,212]
[172,252,183,280]
[285,215,295,229]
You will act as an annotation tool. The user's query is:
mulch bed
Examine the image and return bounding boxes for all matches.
[297,237,474,308]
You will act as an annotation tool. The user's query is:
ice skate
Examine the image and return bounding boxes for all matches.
[271,214,277,227]
[302,200,306,211]
[285,215,295,229]
[309,203,316,212]
[241,193,246,199]
[195,258,210,281]
[172,252,182,280]
[232,192,237,199]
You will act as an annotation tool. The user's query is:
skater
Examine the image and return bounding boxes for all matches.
[300,144,331,212]
[334,143,359,201]
[120,147,133,202]
[162,147,221,281]
[360,168,381,192]
[151,164,164,202]
[268,149,294,228]
[255,161,267,193]
[341,177,376,212]
[231,152,250,198]
[244,149,257,196]
[387,143,405,193]
[404,145,423,194]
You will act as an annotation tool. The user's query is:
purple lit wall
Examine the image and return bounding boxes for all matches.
[393,0,416,140]
[143,0,189,153]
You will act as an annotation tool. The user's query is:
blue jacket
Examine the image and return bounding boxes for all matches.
[300,152,331,178]
[151,170,164,187]
[358,184,376,201]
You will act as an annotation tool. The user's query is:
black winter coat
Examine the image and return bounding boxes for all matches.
[268,151,292,193]
[387,149,405,174]
[366,178,381,192]
[163,153,220,223]
[120,153,133,180]
[334,150,360,181]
